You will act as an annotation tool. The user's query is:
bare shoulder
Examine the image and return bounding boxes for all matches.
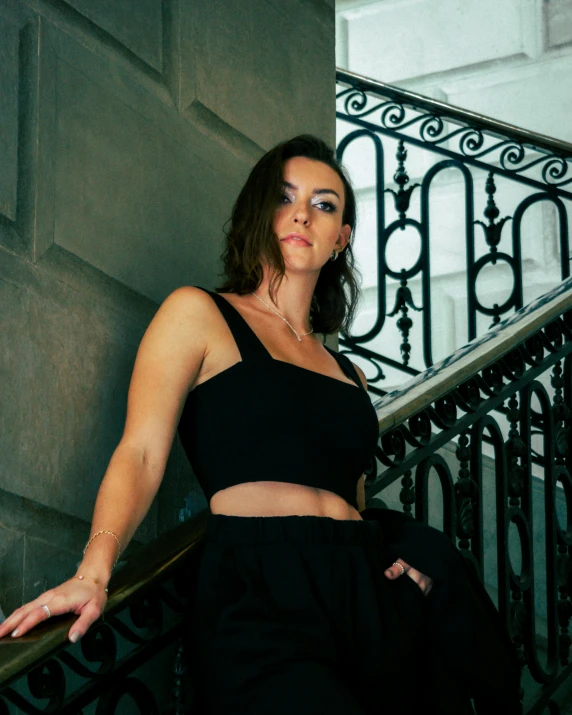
[135,286,219,376]
[351,362,368,391]
[150,285,221,340]
[158,285,215,324]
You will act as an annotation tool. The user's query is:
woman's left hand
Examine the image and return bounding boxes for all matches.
[384,558,433,595]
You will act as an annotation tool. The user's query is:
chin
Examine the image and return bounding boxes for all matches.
[283,263,323,276]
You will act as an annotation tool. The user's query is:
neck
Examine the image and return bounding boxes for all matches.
[254,272,317,334]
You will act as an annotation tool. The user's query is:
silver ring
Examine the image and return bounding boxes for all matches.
[41,604,51,619]
[393,561,406,576]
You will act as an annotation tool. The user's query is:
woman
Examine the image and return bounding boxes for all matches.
[0,136,520,713]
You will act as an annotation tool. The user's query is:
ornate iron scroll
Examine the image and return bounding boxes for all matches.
[337,70,572,396]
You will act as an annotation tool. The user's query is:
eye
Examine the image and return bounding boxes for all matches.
[280,192,293,204]
[314,200,337,213]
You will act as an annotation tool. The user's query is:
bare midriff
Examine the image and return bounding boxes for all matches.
[210,481,363,521]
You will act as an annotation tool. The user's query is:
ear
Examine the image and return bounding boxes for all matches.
[336,224,351,251]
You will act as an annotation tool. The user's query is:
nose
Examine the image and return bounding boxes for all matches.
[293,204,310,225]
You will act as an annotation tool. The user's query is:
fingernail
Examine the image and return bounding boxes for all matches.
[69,632,79,643]
[384,569,392,577]
[11,629,19,637]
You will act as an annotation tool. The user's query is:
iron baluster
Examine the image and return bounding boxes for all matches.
[505,392,529,669]
[474,172,512,263]
[400,468,415,517]
[387,270,422,366]
[474,172,513,328]
[553,361,572,667]
[454,430,477,557]
[385,140,420,225]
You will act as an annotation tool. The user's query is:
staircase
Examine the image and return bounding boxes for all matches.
[1,72,572,714]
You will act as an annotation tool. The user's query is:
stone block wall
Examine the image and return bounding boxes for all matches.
[0,0,335,615]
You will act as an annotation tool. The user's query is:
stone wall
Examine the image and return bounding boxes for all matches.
[0,0,335,616]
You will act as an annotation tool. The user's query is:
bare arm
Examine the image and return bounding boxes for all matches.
[79,286,212,582]
[0,286,213,640]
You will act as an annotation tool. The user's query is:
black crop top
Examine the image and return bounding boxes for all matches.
[177,288,380,510]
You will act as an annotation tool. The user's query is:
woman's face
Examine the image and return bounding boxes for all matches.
[273,157,351,273]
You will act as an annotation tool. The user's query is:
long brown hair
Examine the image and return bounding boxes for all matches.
[217,135,360,335]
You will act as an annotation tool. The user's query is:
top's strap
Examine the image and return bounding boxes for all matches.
[326,347,366,391]
[196,287,272,362]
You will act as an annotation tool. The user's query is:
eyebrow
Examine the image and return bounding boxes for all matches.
[282,181,341,201]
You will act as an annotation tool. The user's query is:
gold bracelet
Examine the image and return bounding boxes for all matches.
[83,530,122,567]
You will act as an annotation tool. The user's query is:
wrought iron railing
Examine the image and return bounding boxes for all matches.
[337,68,572,397]
[366,277,572,714]
[0,511,208,714]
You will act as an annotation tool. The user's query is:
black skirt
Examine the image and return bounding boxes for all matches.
[185,509,521,715]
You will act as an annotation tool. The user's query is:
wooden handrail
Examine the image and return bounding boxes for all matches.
[337,67,572,158]
[0,510,208,688]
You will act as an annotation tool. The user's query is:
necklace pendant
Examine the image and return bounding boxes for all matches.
[251,292,313,342]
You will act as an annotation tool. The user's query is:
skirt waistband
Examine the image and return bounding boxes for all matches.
[206,513,383,547]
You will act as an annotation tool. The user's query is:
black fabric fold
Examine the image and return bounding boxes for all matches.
[360,506,523,714]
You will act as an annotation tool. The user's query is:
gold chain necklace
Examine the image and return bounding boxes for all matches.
[250,292,314,342]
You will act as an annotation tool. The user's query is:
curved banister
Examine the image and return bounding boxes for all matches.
[0,510,208,689]
[372,277,572,432]
[337,67,572,158]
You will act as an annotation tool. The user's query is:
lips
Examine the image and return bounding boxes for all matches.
[280,233,312,246]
